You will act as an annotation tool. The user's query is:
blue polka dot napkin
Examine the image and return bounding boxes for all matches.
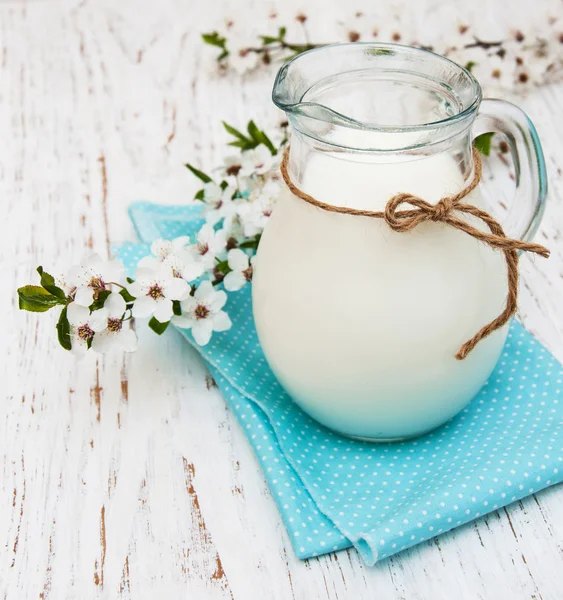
[116,201,563,566]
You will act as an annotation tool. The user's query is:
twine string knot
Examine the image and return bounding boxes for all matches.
[279,144,550,360]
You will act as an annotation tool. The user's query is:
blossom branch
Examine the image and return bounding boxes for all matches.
[202,13,563,91]
[17,118,286,355]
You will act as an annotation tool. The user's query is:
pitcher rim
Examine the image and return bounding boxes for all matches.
[272,42,483,133]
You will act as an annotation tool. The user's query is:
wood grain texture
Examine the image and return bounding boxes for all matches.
[1,0,562,598]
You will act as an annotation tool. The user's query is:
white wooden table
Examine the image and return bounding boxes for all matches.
[2,0,563,598]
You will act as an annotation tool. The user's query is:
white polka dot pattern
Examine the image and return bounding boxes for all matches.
[115,202,563,566]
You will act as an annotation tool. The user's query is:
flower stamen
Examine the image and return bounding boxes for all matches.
[147,284,164,299]
[194,304,210,320]
[197,242,210,256]
[77,324,94,340]
[107,317,123,333]
[226,164,241,176]
[89,276,106,291]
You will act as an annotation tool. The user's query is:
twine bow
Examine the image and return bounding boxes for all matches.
[280,145,550,360]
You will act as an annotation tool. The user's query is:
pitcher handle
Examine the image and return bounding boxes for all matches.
[474,99,548,242]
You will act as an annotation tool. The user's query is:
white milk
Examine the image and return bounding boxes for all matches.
[252,149,508,440]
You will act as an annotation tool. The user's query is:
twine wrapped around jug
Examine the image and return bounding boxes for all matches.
[280,145,550,360]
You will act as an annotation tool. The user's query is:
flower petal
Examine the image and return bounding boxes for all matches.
[150,239,173,258]
[197,223,214,245]
[67,264,87,286]
[194,280,214,302]
[126,280,144,298]
[172,314,197,329]
[162,277,190,301]
[203,182,222,202]
[91,332,113,353]
[171,236,191,252]
[210,228,227,254]
[205,209,221,226]
[105,292,126,317]
[153,298,173,323]
[67,302,90,325]
[192,320,213,346]
[70,336,89,357]
[89,309,109,332]
[138,256,162,271]
[227,249,249,271]
[132,296,156,318]
[180,296,197,314]
[180,260,205,283]
[135,267,159,284]
[210,289,227,312]
[74,286,95,307]
[212,310,232,332]
[223,271,245,292]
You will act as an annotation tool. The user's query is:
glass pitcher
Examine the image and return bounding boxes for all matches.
[252,43,547,441]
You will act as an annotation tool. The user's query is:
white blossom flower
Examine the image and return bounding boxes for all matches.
[138,237,204,283]
[221,212,245,243]
[173,281,232,346]
[127,265,191,323]
[90,293,137,353]
[236,173,254,197]
[223,249,255,292]
[54,274,75,298]
[202,182,237,225]
[478,53,514,92]
[218,155,243,178]
[67,302,107,355]
[237,179,280,237]
[148,237,191,260]
[240,146,274,177]
[67,254,124,307]
[229,45,259,75]
[190,223,227,268]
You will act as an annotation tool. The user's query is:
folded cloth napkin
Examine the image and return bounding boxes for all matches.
[116,201,563,566]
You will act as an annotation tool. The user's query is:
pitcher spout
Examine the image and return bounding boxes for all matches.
[272,43,481,152]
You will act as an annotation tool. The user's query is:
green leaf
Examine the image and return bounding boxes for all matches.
[247,120,261,141]
[194,188,205,201]
[149,317,170,335]
[56,306,72,351]
[465,61,477,72]
[228,139,257,151]
[239,234,262,250]
[222,121,250,142]
[201,32,227,49]
[185,163,213,183]
[260,35,279,45]
[247,121,277,155]
[119,287,136,303]
[90,289,111,311]
[172,300,182,316]
[474,132,495,156]
[214,259,232,275]
[126,277,135,284]
[18,285,63,312]
[37,266,66,299]
[278,26,287,39]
